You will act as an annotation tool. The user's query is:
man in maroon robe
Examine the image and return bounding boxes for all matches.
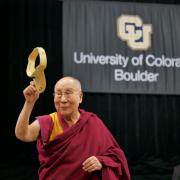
[15,76,131,180]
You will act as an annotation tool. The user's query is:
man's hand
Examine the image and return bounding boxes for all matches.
[82,156,102,172]
[23,81,39,103]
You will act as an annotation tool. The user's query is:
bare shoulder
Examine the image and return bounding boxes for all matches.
[29,119,40,129]
[27,119,40,141]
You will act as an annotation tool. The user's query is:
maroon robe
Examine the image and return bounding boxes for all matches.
[36,109,131,180]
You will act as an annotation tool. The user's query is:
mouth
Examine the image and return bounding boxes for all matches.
[60,106,69,110]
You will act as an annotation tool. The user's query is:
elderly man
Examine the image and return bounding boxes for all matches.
[15,76,131,180]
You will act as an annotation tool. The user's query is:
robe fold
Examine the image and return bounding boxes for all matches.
[36,109,131,180]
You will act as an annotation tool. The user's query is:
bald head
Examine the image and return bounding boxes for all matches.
[54,76,82,92]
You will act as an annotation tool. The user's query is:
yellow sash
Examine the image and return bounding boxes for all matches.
[49,112,64,142]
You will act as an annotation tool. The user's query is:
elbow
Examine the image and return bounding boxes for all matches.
[14,130,23,141]
[15,129,28,142]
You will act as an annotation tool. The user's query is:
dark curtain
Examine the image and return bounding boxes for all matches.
[3,0,180,180]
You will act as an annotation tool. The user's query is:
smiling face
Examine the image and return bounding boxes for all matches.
[53,77,83,119]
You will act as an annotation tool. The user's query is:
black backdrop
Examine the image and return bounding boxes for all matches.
[2,0,180,180]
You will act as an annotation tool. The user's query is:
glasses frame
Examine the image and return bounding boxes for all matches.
[53,90,80,99]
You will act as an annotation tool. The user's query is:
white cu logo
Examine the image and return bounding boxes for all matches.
[117,15,152,50]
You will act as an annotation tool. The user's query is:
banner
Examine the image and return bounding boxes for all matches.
[63,1,180,94]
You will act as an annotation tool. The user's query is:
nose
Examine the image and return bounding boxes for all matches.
[60,94,67,102]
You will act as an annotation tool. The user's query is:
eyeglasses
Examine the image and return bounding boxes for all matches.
[53,91,77,98]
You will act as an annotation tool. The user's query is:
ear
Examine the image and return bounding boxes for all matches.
[79,91,83,103]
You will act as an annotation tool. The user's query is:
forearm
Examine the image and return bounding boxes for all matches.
[15,101,35,141]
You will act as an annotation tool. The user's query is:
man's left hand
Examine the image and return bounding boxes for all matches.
[82,156,102,172]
